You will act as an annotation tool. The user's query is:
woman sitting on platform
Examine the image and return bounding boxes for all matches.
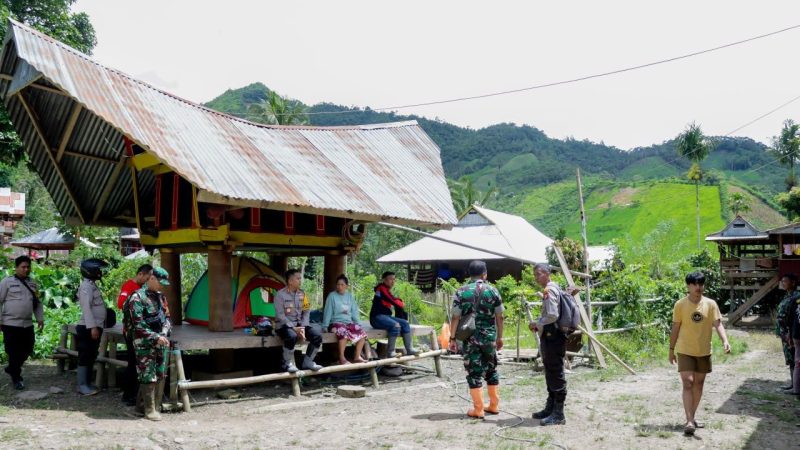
[323,275,368,365]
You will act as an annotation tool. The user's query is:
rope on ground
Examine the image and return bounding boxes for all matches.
[442,367,567,449]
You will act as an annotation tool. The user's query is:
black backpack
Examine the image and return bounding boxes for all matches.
[556,288,581,335]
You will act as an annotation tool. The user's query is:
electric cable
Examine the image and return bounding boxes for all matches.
[274,24,800,117]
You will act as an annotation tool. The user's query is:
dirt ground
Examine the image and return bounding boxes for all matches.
[0,330,798,450]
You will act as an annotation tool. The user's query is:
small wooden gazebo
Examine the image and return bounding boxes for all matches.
[11,226,97,259]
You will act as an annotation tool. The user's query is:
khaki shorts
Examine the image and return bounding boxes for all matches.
[677,353,712,374]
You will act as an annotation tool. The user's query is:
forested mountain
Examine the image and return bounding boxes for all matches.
[205,83,785,197]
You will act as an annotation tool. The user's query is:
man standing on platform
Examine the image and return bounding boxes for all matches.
[528,263,568,426]
[117,264,153,405]
[274,269,323,373]
[669,271,731,435]
[0,256,43,390]
[448,260,504,419]
[126,267,172,421]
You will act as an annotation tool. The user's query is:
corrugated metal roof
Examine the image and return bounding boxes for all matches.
[377,205,553,263]
[705,215,768,241]
[0,20,456,227]
[11,226,97,249]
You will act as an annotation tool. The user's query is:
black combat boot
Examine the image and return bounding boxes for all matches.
[532,391,554,419]
[540,392,566,426]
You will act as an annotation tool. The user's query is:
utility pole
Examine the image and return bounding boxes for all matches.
[576,168,593,322]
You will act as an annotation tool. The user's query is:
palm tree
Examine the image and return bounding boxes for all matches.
[675,122,712,249]
[248,90,308,125]
[769,119,800,190]
[448,177,498,216]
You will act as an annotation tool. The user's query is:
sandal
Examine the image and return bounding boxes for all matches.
[684,423,696,436]
[693,420,704,429]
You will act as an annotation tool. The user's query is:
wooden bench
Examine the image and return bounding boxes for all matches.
[54,321,444,412]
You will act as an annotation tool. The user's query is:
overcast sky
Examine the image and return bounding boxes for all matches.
[74,0,800,150]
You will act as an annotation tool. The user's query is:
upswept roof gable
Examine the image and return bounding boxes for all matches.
[0,20,456,227]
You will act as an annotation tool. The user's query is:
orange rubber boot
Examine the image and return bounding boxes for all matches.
[485,384,500,414]
[467,387,485,419]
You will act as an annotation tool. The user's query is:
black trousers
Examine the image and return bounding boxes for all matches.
[122,334,138,400]
[276,324,322,351]
[2,325,35,382]
[75,325,102,367]
[541,326,567,401]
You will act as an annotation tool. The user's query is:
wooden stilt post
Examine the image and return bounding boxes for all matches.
[430,329,442,378]
[553,246,607,368]
[68,328,77,370]
[57,325,68,374]
[108,336,117,387]
[169,349,178,403]
[369,367,380,388]
[160,249,182,325]
[576,168,593,322]
[323,254,346,306]
[291,377,301,396]
[95,332,109,388]
[207,246,233,331]
[174,348,191,412]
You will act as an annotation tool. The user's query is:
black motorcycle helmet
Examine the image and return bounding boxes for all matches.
[80,258,108,280]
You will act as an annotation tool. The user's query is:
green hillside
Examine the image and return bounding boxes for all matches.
[204,83,788,198]
[204,83,790,257]
[500,179,790,257]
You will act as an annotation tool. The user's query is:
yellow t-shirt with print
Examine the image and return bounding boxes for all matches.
[673,295,722,357]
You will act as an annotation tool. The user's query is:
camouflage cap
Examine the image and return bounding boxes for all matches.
[153,267,170,286]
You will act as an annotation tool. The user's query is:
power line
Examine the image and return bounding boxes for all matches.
[289,23,800,117]
[724,94,800,136]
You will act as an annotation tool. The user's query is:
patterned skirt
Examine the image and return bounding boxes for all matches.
[329,322,367,343]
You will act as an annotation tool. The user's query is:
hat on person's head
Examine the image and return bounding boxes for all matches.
[153,267,170,286]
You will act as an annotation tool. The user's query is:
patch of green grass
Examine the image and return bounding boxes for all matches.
[0,427,31,441]
[738,388,783,403]
[506,180,737,259]
[636,425,674,439]
[566,182,726,255]
[0,404,10,415]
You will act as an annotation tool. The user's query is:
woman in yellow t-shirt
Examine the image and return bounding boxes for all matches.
[668,271,731,436]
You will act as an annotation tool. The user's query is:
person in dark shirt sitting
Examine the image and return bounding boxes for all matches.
[369,271,416,358]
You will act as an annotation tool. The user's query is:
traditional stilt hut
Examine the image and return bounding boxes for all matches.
[0,19,456,401]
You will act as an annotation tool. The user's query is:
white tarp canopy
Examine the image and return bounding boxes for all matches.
[377,205,553,264]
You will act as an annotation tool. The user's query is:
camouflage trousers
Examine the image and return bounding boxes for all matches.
[783,343,795,367]
[463,341,499,389]
[135,343,167,384]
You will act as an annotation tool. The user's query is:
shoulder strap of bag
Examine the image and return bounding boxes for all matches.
[14,275,40,308]
[466,282,484,309]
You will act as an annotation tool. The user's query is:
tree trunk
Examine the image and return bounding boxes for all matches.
[695,181,701,250]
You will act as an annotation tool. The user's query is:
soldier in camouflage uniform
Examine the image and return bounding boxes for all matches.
[448,260,504,419]
[776,274,798,391]
[123,267,172,421]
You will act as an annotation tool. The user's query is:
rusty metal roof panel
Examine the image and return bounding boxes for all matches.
[2,20,457,227]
